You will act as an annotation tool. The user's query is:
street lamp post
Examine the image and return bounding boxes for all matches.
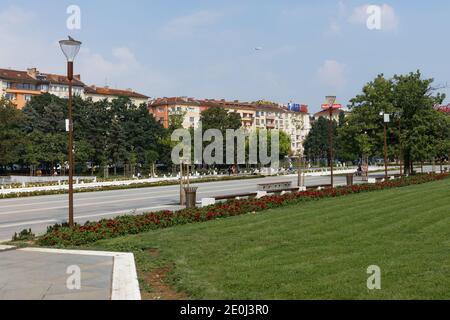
[324,96,337,187]
[380,111,390,180]
[297,155,304,188]
[394,111,403,176]
[59,37,82,227]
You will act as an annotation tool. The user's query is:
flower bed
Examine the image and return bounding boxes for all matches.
[35,173,448,247]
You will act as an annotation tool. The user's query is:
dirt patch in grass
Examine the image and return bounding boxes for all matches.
[141,249,189,300]
[147,248,160,257]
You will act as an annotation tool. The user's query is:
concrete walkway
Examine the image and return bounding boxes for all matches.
[0,246,140,300]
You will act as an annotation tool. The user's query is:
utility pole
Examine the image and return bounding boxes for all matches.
[329,107,334,187]
[179,162,185,205]
[59,37,81,227]
[384,123,388,180]
[380,111,390,180]
[297,156,304,188]
[398,118,403,176]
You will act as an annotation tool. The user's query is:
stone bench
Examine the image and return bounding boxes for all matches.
[257,181,292,192]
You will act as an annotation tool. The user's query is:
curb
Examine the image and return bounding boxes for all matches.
[0,245,16,252]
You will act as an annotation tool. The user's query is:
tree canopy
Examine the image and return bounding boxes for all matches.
[338,71,448,171]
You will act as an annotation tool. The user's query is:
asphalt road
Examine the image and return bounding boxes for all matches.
[0,167,434,241]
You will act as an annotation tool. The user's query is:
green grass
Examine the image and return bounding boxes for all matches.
[87,178,450,300]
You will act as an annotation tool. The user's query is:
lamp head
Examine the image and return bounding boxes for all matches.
[59,36,82,62]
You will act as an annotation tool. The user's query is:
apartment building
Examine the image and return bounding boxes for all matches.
[0,68,85,109]
[1,67,150,109]
[201,99,257,129]
[84,85,149,106]
[149,97,311,155]
[149,97,208,129]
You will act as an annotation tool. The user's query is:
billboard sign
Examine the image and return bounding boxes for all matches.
[288,103,301,112]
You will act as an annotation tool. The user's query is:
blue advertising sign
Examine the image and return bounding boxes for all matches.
[288,103,301,112]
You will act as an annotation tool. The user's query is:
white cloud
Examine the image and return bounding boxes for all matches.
[0,6,45,68]
[0,5,169,96]
[325,20,342,36]
[349,4,399,31]
[159,10,221,38]
[78,47,140,80]
[324,1,347,36]
[316,60,348,90]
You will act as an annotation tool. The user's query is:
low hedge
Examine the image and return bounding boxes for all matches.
[35,173,448,247]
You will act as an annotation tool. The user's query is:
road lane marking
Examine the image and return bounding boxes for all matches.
[0,219,58,229]
[0,181,249,208]
[0,186,247,216]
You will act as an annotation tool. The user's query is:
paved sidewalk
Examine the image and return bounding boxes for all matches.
[0,247,140,300]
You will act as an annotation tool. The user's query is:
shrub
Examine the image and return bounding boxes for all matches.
[12,229,36,242]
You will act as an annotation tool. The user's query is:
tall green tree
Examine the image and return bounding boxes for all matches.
[304,117,338,165]
[0,99,27,170]
[339,71,446,173]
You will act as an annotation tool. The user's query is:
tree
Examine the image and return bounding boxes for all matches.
[339,71,446,172]
[339,74,394,163]
[304,117,338,165]
[392,71,445,173]
[200,107,242,133]
[0,99,27,171]
[16,93,170,176]
[200,107,242,165]
[405,108,450,170]
[145,150,159,177]
[278,130,291,159]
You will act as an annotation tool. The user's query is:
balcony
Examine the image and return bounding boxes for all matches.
[6,88,41,95]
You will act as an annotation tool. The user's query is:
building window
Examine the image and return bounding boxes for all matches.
[158,108,164,113]
[190,117,195,123]
[24,94,33,102]
[5,93,17,100]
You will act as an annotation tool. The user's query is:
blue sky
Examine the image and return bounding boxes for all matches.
[1,0,449,112]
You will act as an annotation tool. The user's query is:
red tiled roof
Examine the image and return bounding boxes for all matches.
[150,97,309,114]
[0,68,35,82]
[0,68,85,87]
[150,97,200,106]
[435,104,450,114]
[85,86,149,99]
[44,73,85,87]
[314,108,344,117]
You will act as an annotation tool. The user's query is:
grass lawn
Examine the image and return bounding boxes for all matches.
[87,178,450,300]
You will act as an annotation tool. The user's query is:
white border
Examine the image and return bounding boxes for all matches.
[0,245,15,251]
[19,247,141,300]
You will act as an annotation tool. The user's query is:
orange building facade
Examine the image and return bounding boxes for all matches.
[0,68,85,109]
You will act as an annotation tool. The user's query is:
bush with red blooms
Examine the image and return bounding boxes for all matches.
[36,173,448,246]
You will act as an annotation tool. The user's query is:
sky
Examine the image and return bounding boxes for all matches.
[0,0,449,112]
